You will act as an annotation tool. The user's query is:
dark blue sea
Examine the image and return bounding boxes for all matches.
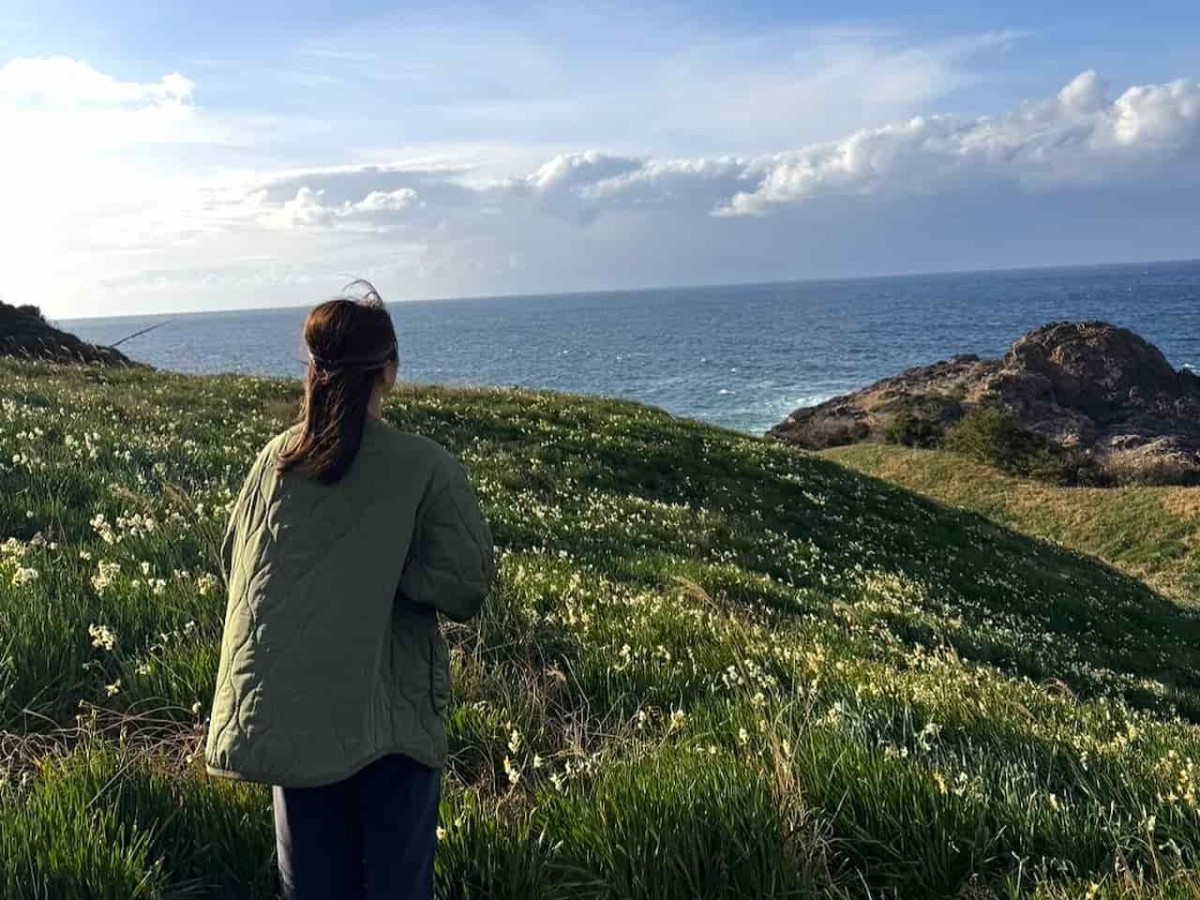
[61,260,1200,435]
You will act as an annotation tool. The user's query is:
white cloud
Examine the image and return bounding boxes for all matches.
[0,57,199,161]
[268,187,336,230]
[0,56,192,108]
[722,71,1200,214]
[354,188,419,212]
[263,186,421,229]
[526,152,644,194]
[1057,70,1107,113]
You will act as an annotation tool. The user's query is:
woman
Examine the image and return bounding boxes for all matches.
[205,283,494,899]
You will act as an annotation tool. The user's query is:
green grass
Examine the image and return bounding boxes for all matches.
[825,443,1200,605]
[2,358,1200,898]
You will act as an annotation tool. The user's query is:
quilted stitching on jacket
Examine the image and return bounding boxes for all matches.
[205,419,494,788]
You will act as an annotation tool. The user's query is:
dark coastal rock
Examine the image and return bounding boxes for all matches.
[770,321,1200,483]
[0,302,143,368]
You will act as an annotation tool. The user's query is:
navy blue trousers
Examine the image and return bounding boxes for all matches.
[272,753,441,900]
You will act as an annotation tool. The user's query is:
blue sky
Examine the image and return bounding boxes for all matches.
[1,1,1198,317]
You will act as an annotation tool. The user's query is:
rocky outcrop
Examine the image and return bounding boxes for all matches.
[0,302,142,367]
[770,322,1200,484]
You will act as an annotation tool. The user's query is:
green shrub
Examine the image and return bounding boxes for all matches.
[885,410,940,448]
[942,406,1105,485]
[883,396,957,448]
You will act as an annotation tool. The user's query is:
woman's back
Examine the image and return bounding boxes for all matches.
[206,396,493,787]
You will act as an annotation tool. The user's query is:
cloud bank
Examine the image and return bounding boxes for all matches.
[724,71,1200,213]
[239,70,1200,229]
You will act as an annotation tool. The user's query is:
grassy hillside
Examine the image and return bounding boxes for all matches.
[3,359,1200,898]
[825,444,1200,606]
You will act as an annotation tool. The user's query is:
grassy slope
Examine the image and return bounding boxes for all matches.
[825,444,1200,606]
[2,360,1200,898]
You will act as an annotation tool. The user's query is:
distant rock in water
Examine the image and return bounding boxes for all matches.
[0,302,142,367]
[770,321,1200,484]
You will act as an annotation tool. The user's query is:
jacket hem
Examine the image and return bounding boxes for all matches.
[205,744,445,789]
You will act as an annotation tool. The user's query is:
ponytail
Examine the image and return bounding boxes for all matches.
[277,283,398,484]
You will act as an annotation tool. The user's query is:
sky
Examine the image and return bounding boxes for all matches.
[1,1,1198,318]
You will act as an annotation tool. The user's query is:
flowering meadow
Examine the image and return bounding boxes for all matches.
[2,359,1200,898]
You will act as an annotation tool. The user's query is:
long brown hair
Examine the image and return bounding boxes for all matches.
[277,281,398,484]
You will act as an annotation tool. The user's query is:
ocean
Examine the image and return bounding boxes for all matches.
[61,259,1200,436]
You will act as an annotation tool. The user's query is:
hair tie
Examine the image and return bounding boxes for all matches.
[307,354,334,385]
[307,344,396,382]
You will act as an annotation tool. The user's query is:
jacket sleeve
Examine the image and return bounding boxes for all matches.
[398,459,495,622]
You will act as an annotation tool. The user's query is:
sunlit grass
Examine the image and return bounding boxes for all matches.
[825,443,1200,605]
[2,359,1200,897]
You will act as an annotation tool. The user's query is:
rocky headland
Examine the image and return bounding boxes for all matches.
[770,321,1200,484]
[0,301,141,367]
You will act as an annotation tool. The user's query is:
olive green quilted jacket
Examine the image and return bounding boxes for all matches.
[204,417,494,788]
